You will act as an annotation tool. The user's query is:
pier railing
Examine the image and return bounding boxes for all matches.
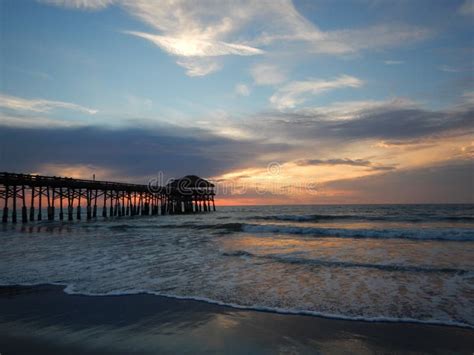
[0,172,216,224]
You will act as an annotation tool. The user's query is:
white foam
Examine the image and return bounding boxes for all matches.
[2,281,472,329]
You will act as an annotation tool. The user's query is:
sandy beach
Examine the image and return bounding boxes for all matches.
[0,285,473,354]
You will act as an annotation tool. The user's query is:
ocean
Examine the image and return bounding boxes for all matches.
[1,204,473,328]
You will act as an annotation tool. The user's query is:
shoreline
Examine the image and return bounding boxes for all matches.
[1,284,473,354]
[3,282,473,329]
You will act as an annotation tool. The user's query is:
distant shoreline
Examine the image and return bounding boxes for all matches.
[1,284,473,354]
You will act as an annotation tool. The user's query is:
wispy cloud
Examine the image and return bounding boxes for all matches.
[293,98,417,121]
[40,0,115,10]
[251,23,432,55]
[384,60,404,65]
[42,0,434,76]
[235,83,251,97]
[125,30,262,76]
[438,65,461,73]
[270,75,364,109]
[251,64,287,86]
[176,58,222,77]
[125,31,263,58]
[462,91,474,105]
[458,0,474,16]
[119,0,267,76]
[0,112,85,128]
[316,25,432,55]
[0,93,98,114]
[296,158,396,171]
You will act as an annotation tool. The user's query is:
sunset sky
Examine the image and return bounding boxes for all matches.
[0,0,473,204]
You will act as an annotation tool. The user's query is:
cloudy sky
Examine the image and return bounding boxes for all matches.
[0,0,473,204]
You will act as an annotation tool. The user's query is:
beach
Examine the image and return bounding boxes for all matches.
[1,284,473,354]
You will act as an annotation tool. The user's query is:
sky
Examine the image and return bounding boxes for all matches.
[0,0,473,204]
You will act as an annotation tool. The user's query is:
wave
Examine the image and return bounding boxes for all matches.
[1,282,472,329]
[138,221,474,241]
[222,250,254,257]
[222,250,472,274]
[253,214,356,222]
[239,223,474,241]
[108,222,244,232]
[252,214,474,223]
[442,216,474,221]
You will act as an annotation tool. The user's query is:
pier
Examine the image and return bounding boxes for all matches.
[0,172,216,223]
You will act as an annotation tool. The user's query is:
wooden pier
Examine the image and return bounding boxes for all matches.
[0,172,216,224]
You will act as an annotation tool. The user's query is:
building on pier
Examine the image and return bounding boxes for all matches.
[165,175,216,214]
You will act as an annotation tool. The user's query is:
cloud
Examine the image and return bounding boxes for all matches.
[0,112,84,128]
[296,158,396,171]
[250,96,474,144]
[321,160,474,203]
[269,75,364,109]
[316,24,432,55]
[459,0,474,16]
[293,98,418,121]
[251,64,286,85]
[251,22,432,55]
[235,83,250,96]
[438,65,461,73]
[384,60,404,65]
[0,123,290,181]
[42,0,434,76]
[40,0,115,9]
[462,91,474,105]
[0,93,97,114]
[335,105,471,142]
[119,1,266,76]
[125,94,153,111]
[176,58,222,77]
[125,31,263,57]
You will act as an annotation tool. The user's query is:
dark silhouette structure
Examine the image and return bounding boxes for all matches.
[165,175,216,214]
[0,172,216,223]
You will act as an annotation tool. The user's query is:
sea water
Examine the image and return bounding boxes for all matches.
[1,204,473,328]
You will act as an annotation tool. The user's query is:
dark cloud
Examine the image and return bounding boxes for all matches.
[330,108,473,140]
[320,160,474,203]
[259,103,474,142]
[296,158,396,171]
[0,124,290,181]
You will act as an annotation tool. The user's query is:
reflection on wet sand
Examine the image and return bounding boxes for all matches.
[1,285,473,354]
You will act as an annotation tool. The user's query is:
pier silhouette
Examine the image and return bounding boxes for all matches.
[0,172,216,223]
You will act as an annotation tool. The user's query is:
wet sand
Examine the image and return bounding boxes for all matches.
[0,285,473,354]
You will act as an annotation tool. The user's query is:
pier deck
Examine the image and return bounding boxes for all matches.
[0,172,215,223]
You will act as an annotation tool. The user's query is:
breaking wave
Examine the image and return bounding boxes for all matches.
[222,250,472,274]
[240,223,474,241]
[107,220,474,241]
[159,221,474,241]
